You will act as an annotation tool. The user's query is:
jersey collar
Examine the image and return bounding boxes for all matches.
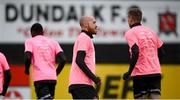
[81,30,93,38]
[130,23,141,28]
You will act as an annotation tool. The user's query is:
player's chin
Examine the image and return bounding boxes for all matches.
[93,32,97,35]
[93,30,97,35]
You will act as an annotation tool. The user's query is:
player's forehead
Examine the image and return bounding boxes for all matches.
[80,16,95,23]
[86,16,95,22]
[90,16,96,21]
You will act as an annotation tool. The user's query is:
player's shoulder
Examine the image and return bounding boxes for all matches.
[143,26,157,35]
[25,38,33,43]
[78,32,91,40]
[133,25,154,34]
[0,52,5,59]
[0,52,3,56]
[47,38,59,45]
[125,28,134,38]
[48,37,57,42]
[141,25,153,31]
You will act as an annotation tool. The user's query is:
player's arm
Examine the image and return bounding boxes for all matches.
[158,44,166,61]
[1,70,11,96]
[56,52,67,76]
[24,51,32,75]
[76,51,100,85]
[123,43,139,80]
[128,43,139,74]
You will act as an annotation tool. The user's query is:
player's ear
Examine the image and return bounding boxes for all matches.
[128,16,133,23]
[85,21,89,29]
[129,17,135,26]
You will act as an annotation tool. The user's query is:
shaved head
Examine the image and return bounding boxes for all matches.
[80,16,94,27]
[79,16,97,34]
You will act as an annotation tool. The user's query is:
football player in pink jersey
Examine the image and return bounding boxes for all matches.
[24,23,66,99]
[0,52,11,96]
[123,8,165,99]
[69,16,101,99]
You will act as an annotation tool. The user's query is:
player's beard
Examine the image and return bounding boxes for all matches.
[92,31,97,35]
[89,27,97,35]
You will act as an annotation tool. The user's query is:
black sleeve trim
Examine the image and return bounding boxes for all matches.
[24,51,32,75]
[128,43,139,74]
[158,45,166,61]
[76,51,99,84]
[2,70,11,96]
[56,52,67,76]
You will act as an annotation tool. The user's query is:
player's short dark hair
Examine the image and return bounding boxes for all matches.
[30,23,43,37]
[128,8,142,23]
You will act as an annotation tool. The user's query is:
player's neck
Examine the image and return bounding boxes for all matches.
[81,30,93,38]
[130,23,141,28]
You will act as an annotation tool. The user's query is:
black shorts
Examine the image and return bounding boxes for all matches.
[133,74,161,98]
[69,84,98,99]
[34,80,56,99]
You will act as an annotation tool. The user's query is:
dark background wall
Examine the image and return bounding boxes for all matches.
[0,43,179,64]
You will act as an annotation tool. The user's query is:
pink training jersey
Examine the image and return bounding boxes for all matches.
[69,32,95,86]
[0,52,10,93]
[125,25,163,76]
[24,35,63,81]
